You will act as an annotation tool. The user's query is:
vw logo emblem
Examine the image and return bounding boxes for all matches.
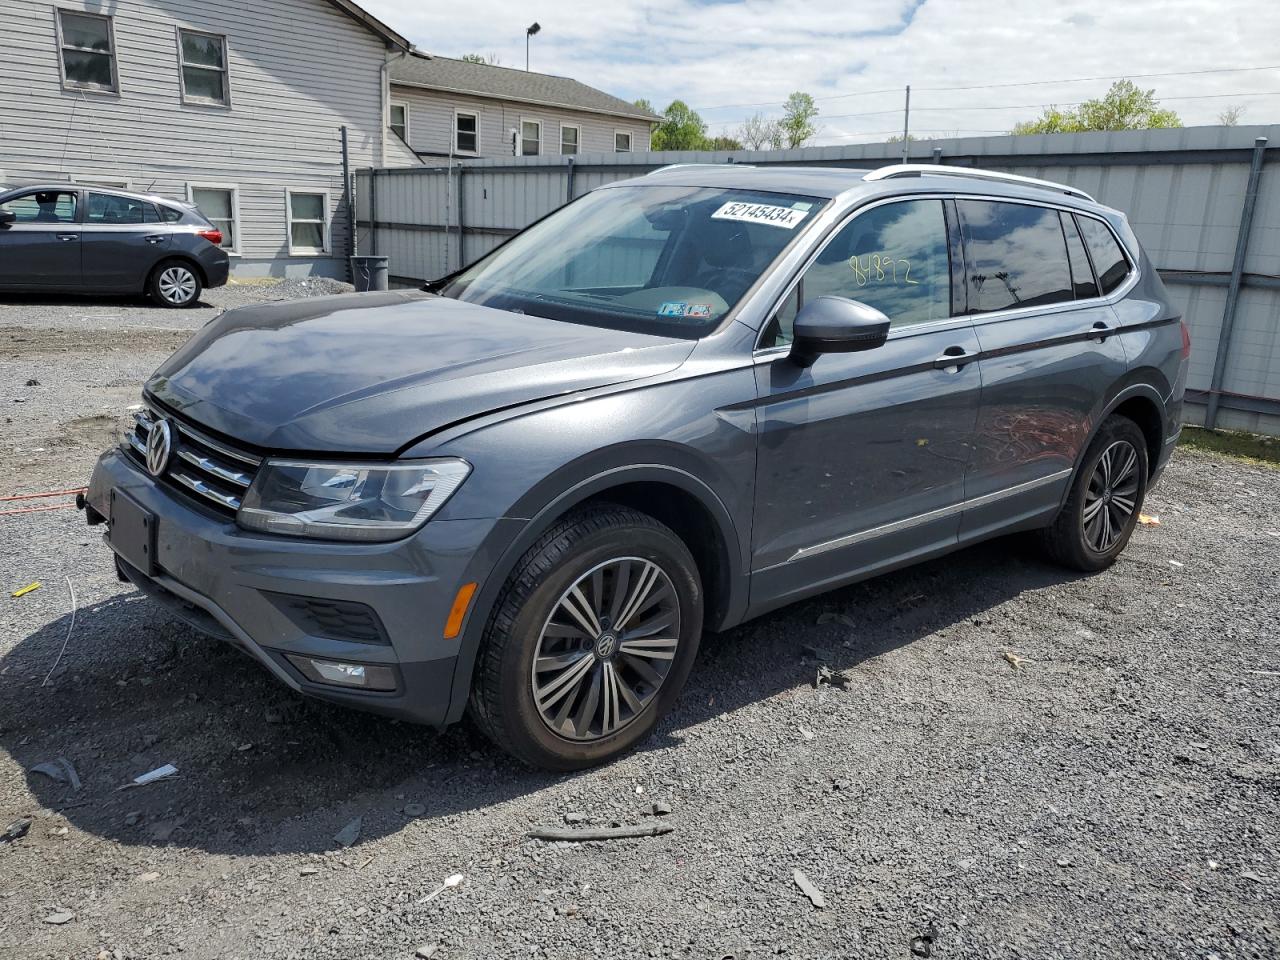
[595,632,619,659]
[146,419,174,477]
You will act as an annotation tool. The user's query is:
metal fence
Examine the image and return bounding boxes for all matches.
[355,125,1280,435]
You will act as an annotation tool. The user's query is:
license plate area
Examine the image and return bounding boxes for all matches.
[108,488,157,577]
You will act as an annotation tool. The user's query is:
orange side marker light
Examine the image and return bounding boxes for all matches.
[444,582,478,639]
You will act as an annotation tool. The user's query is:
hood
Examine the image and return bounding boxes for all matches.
[146,291,694,453]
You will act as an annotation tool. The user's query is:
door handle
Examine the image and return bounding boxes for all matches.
[56,234,78,242]
[933,345,978,372]
[144,235,165,244]
[1088,320,1115,342]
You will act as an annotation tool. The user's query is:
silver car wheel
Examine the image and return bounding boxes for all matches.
[531,557,681,742]
[1082,439,1139,552]
[158,266,197,305]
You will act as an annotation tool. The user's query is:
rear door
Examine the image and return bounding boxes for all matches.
[750,197,982,611]
[956,198,1129,540]
[81,191,170,291]
[0,188,83,288]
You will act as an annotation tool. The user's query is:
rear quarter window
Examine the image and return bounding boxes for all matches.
[958,199,1073,313]
[157,205,184,224]
[1076,215,1131,294]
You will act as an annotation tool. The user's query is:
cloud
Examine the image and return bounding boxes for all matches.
[361,0,1280,143]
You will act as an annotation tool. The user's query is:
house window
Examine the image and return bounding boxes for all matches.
[178,29,229,105]
[615,130,633,152]
[390,101,409,142]
[287,190,329,255]
[188,184,239,253]
[57,10,117,92]
[521,119,541,156]
[560,124,580,155]
[455,110,479,154]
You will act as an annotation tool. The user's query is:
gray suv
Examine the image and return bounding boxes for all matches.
[84,164,1188,769]
[0,184,229,306]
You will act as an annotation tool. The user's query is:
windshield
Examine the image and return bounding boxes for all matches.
[438,184,825,337]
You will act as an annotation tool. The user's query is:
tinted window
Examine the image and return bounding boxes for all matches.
[157,205,184,223]
[0,190,78,223]
[1061,212,1099,299]
[87,192,146,224]
[958,200,1072,313]
[1077,215,1130,294]
[766,199,950,345]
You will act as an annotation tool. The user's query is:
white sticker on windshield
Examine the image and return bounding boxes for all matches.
[711,201,808,229]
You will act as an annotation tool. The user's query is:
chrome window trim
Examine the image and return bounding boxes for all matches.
[750,192,1139,356]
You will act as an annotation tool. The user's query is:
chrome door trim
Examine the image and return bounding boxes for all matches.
[774,468,1073,567]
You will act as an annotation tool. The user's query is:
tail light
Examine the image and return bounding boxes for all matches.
[1180,319,1191,359]
[197,228,223,246]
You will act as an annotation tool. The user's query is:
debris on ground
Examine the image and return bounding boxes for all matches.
[415,944,440,959]
[910,925,938,957]
[43,911,75,925]
[1138,513,1161,525]
[562,812,586,825]
[2,817,32,843]
[528,823,675,842]
[333,816,363,848]
[792,869,826,909]
[814,665,852,689]
[29,757,82,791]
[798,725,816,741]
[1241,869,1266,883]
[300,867,319,877]
[10,582,40,598]
[416,873,465,905]
[123,763,177,788]
[1003,651,1030,670]
[816,612,855,627]
[1169,560,1185,568]
[138,872,160,882]
[651,801,672,816]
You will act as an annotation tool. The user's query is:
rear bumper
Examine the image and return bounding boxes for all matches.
[201,248,230,288]
[87,447,521,726]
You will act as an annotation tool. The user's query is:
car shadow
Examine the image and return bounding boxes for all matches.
[0,292,211,309]
[0,538,1082,856]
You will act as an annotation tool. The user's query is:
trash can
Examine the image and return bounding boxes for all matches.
[349,255,389,292]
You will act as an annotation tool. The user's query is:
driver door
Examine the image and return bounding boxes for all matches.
[0,188,83,288]
[749,197,982,611]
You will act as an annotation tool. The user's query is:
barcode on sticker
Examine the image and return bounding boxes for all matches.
[711,201,808,229]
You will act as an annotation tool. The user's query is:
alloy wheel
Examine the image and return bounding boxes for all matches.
[531,557,681,741]
[1082,439,1139,552]
[158,266,197,305]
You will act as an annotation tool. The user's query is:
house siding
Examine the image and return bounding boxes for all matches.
[0,0,401,279]
[391,85,652,161]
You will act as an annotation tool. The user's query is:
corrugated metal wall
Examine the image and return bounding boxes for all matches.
[356,124,1280,435]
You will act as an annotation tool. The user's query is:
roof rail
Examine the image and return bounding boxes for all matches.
[863,164,1095,202]
[646,162,754,175]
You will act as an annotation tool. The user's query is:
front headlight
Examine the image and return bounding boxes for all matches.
[237,458,471,542]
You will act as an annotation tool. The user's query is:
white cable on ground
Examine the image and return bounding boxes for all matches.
[41,575,77,687]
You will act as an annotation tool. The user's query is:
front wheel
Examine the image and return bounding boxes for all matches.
[1039,415,1149,571]
[468,504,703,770]
[148,260,202,308]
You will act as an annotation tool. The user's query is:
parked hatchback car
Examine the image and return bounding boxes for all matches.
[84,164,1188,769]
[0,183,229,307]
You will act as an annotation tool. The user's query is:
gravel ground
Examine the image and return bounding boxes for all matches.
[0,293,1277,960]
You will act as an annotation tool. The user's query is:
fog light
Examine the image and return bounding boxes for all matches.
[286,654,397,692]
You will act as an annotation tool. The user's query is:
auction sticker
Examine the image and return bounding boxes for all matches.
[711,201,808,229]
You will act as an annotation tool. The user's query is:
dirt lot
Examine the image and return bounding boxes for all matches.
[1,288,1277,960]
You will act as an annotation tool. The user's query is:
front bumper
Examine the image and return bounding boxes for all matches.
[88,447,520,726]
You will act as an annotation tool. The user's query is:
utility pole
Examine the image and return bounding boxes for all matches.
[901,85,911,162]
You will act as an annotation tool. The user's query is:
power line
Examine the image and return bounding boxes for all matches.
[696,63,1280,113]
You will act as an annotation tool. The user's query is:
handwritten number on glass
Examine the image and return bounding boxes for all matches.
[848,254,918,286]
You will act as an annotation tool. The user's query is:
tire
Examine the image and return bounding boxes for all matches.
[148,259,203,308]
[468,503,703,770]
[1039,415,1149,571]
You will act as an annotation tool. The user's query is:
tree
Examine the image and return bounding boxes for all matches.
[1012,80,1182,134]
[460,52,501,65]
[633,98,658,115]
[778,92,819,148]
[709,134,744,150]
[651,100,711,151]
[738,112,780,150]
[1217,105,1246,126]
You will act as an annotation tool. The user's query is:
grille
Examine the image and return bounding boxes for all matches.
[264,593,391,646]
[126,406,261,515]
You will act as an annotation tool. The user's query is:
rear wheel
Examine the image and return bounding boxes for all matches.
[468,504,703,770]
[1039,415,1149,571]
[148,259,202,308]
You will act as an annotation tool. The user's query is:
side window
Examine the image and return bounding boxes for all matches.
[763,198,950,348]
[87,192,145,224]
[958,200,1072,313]
[1061,212,1099,299]
[0,190,78,223]
[1076,215,1131,295]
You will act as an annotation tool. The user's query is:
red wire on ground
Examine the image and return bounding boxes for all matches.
[0,487,87,503]
[0,503,78,517]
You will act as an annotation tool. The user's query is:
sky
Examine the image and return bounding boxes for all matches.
[360,0,1280,145]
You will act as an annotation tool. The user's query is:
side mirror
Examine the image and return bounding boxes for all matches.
[789,296,891,368]
[0,210,15,227]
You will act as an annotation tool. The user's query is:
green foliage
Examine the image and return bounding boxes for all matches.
[633,98,657,116]
[1011,80,1182,135]
[778,92,819,148]
[651,100,711,151]
[460,52,501,65]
